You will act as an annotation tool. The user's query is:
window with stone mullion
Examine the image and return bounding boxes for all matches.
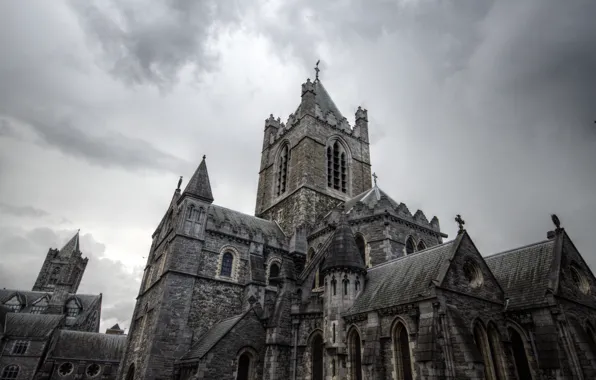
[184,206,204,237]
[276,145,289,196]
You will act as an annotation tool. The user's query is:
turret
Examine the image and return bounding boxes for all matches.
[320,217,367,377]
[262,114,281,151]
[353,106,369,143]
[298,78,316,118]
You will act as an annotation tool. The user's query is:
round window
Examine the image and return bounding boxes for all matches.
[58,362,74,376]
[463,259,484,288]
[571,265,590,294]
[86,363,101,377]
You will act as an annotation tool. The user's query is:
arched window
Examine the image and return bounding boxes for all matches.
[473,322,498,380]
[276,144,289,196]
[343,277,349,296]
[1,365,19,379]
[269,262,280,279]
[333,323,336,343]
[508,327,532,380]
[355,278,360,292]
[220,252,234,277]
[307,248,315,262]
[311,333,324,380]
[327,141,348,193]
[332,276,337,296]
[184,206,204,237]
[417,240,426,251]
[349,329,363,380]
[125,364,135,380]
[393,322,413,380]
[65,299,81,318]
[49,266,60,285]
[487,324,506,380]
[236,352,252,380]
[405,237,415,255]
[354,234,367,265]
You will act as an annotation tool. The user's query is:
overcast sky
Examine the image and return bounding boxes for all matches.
[1,0,595,332]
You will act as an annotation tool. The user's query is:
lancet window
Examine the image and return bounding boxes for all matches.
[327,140,348,193]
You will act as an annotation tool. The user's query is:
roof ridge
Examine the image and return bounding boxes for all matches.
[485,239,553,259]
[211,204,276,224]
[368,239,456,272]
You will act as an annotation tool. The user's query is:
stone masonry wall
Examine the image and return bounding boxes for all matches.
[0,339,47,380]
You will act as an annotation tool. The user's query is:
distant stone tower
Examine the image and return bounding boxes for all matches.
[320,219,367,379]
[255,75,372,236]
[32,231,88,293]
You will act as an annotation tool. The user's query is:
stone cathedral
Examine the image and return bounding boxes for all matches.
[118,72,596,380]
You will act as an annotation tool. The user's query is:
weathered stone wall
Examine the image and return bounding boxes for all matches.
[0,339,47,380]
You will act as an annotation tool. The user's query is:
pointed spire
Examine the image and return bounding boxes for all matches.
[58,230,80,257]
[321,217,366,275]
[182,155,214,203]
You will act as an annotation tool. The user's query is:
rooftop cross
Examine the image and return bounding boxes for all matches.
[372,172,378,187]
[315,60,320,81]
[455,214,465,232]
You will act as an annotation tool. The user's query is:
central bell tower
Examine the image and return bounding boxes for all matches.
[255,68,372,236]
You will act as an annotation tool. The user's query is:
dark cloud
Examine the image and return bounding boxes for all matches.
[68,0,247,88]
[0,203,49,218]
[0,227,141,331]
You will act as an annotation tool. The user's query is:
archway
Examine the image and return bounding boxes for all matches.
[349,329,363,380]
[236,352,251,380]
[125,364,135,380]
[473,322,497,380]
[508,327,531,380]
[311,333,324,380]
[393,321,413,380]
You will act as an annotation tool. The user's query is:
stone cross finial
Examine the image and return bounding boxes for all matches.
[203,155,206,160]
[455,214,465,232]
[177,176,183,190]
[372,172,378,186]
[315,60,320,81]
[551,214,561,230]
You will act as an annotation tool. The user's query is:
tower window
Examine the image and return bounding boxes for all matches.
[49,266,60,285]
[327,140,348,193]
[276,144,289,196]
[269,262,280,280]
[184,206,205,237]
[220,252,234,277]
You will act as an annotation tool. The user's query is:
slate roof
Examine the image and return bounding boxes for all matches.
[344,186,400,212]
[314,80,345,120]
[207,205,287,242]
[48,330,127,361]
[346,240,457,315]
[485,239,556,310]
[182,313,245,360]
[3,313,62,337]
[182,156,214,202]
[58,231,80,258]
[321,221,365,275]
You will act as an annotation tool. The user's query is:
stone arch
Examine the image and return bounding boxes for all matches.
[404,236,415,255]
[391,318,413,380]
[417,239,427,251]
[274,140,291,197]
[235,346,258,380]
[307,247,316,262]
[347,326,363,380]
[353,233,369,267]
[266,256,282,285]
[506,323,533,380]
[307,329,325,380]
[326,136,352,194]
[472,320,498,380]
[217,245,241,281]
[125,364,135,380]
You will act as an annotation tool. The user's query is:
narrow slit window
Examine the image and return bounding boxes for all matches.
[276,145,289,196]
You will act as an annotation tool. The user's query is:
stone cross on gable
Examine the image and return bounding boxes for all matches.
[455,214,465,232]
[372,172,378,186]
[315,60,320,80]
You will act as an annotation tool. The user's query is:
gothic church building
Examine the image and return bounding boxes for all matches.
[118,74,596,380]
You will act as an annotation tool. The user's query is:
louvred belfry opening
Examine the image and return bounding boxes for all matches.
[327,141,347,193]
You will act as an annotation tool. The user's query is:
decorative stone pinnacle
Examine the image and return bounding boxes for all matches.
[315,59,320,81]
[551,214,562,231]
[177,176,183,190]
[455,214,465,232]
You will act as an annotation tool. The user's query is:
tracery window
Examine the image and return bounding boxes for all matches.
[184,205,205,237]
[327,140,348,193]
[276,144,289,196]
[220,252,234,277]
[393,322,413,380]
[65,299,80,318]
[12,341,28,355]
[86,363,101,378]
[58,362,74,376]
[405,237,415,255]
[0,365,19,380]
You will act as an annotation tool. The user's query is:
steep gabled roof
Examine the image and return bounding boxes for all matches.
[485,239,556,310]
[182,156,214,203]
[346,239,458,315]
[58,231,80,258]
[207,205,287,243]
